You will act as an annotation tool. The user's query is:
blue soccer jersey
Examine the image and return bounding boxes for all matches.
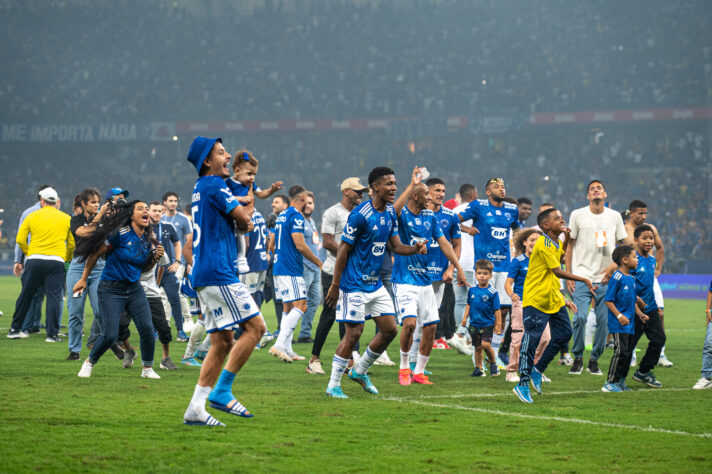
[102,226,152,283]
[426,206,461,281]
[225,178,261,206]
[458,199,519,272]
[246,210,269,273]
[630,252,658,312]
[466,285,500,328]
[273,207,306,277]
[393,207,444,286]
[605,271,637,335]
[340,200,399,293]
[507,254,529,299]
[189,175,241,288]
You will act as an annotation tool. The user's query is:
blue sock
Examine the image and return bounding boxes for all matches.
[208,369,236,405]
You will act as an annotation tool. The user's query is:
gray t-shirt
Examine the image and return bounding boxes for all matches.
[321,202,350,276]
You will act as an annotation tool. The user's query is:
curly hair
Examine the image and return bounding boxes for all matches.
[513,228,542,256]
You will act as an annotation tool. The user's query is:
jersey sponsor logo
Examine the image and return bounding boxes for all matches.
[380,216,385,225]
[361,273,380,283]
[407,264,427,274]
[236,286,251,299]
[344,223,356,237]
[295,219,304,225]
[486,252,506,262]
[214,307,223,317]
[348,294,365,306]
[486,212,493,217]
[491,227,508,239]
[415,218,421,225]
[372,241,386,256]
[409,236,427,246]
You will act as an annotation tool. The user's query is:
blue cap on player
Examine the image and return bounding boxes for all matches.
[105,187,129,201]
[187,136,222,175]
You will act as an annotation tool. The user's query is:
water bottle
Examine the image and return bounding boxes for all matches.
[416,166,430,180]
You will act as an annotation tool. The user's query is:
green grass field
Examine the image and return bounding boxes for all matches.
[0,275,710,473]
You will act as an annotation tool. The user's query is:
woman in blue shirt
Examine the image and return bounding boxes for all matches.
[72,200,164,379]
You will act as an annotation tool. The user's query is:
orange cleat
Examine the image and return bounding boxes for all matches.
[412,373,433,385]
[398,368,413,386]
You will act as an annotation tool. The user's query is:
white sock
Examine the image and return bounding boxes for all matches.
[328,355,348,389]
[355,347,381,375]
[660,345,666,356]
[414,353,430,375]
[399,350,410,370]
[184,319,206,358]
[237,234,246,260]
[492,332,503,351]
[275,308,303,350]
[184,384,211,421]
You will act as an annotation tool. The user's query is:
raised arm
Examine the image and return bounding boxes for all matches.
[393,166,421,215]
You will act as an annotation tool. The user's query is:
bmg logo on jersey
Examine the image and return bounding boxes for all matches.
[344,223,355,238]
[491,227,508,240]
[372,241,386,256]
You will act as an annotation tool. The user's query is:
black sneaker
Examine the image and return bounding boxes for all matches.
[123,349,137,368]
[66,351,80,361]
[587,359,602,375]
[605,341,614,349]
[296,336,315,344]
[7,329,22,339]
[569,357,584,374]
[110,342,125,360]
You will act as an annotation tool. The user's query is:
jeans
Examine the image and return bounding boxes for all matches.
[160,271,183,333]
[90,280,155,367]
[453,270,475,324]
[299,265,322,339]
[11,259,65,337]
[702,321,712,379]
[66,258,105,354]
[519,305,573,385]
[571,280,608,361]
[631,308,666,374]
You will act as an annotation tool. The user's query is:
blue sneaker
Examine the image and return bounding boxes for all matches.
[489,362,500,377]
[326,386,348,399]
[348,369,378,394]
[194,349,208,361]
[177,330,189,342]
[618,377,632,391]
[513,383,533,403]
[181,356,202,367]
[632,370,662,388]
[498,352,510,366]
[530,368,542,394]
[410,361,432,376]
[602,382,622,392]
[470,368,486,377]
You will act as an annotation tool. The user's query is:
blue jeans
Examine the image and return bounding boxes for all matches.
[90,280,155,367]
[66,258,104,354]
[20,287,44,332]
[701,321,712,379]
[453,270,475,323]
[160,271,183,333]
[299,265,322,339]
[571,280,608,361]
[519,305,573,385]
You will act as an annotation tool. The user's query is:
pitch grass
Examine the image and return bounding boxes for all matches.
[0,275,710,473]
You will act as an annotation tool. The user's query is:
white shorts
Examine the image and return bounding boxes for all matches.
[274,275,307,303]
[240,270,267,294]
[189,296,201,316]
[492,271,512,306]
[335,286,396,324]
[393,283,440,327]
[432,280,446,307]
[653,277,664,309]
[197,283,261,333]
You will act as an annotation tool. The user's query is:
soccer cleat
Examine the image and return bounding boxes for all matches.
[77,360,94,378]
[183,415,226,427]
[177,331,189,342]
[66,351,80,361]
[569,358,583,374]
[530,368,542,394]
[505,372,520,383]
[325,386,348,399]
[160,357,178,370]
[489,362,500,377]
[657,354,673,367]
[110,342,125,360]
[348,368,378,394]
[692,377,712,390]
[470,368,486,377]
[409,361,432,376]
[194,349,208,361]
[412,373,433,385]
[432,337,450,349]
[45,336,61,343]
[141,367,161,379]
[446,335,470,355]
[181,356,202,367]
[558,353,574,366]
[258,332,274,349]
[374,352,396,366]
[123,349,138,368]
[587,359,603,375]
[618,377,632,391]
[306,359,326,375]
[269,346,293,363]
[602,382,622,392]
[398,368,413,385]
[513,384,534,404]
[632,370,662,388]
[286,348,305,361]
[237,256,250,274]
[630,353,637,367]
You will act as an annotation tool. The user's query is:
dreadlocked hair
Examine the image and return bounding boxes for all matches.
[513,228,542,256]
[74,200,158,261]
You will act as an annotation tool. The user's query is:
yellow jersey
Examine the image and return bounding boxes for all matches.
[16,206,75,262]
[522,234,565,314]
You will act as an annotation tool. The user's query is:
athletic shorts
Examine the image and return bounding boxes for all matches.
[197,283,261,333]
[273,275,307,303]
[392,283,440,327]
[492,271,512,306]
[180,277,201,315]
[241,270,267,295]
[468,325,494,347]
[653,277,664,309]
[335,286,396,324]
[432,280,446,307]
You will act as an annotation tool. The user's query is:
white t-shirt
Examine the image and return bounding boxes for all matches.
[140,252,170,298]
[569,206,627,283]
[321,202,350,276]
[454,202,474,272]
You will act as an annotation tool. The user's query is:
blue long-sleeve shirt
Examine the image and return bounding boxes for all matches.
[14,202,41,264]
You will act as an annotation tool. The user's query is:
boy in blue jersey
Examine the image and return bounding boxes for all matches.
[323,167,427,399]
[603,245,647,392]
[393,168,468,385]
[460,259,502,377]
[182,136,267,427]
[630,225,665,388]
[270,185,323,363]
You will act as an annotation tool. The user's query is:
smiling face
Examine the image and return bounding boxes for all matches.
[372,174,397,204]
[304,195,314,217]
[272,196,288,214]
[148,203,163,225]
[635,229,655,255]
[411,183,430,211]
[343,188,363,208]
[132,202,150,229]
[524,232,539,255]
[541,210,566,234]
[203,142,231,178]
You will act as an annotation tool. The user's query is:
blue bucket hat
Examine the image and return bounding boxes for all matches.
[187,136,222,175]
[105,187,129,201]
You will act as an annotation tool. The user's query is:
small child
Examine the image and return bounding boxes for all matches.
[226,149,283,274]
[461,259,503,377]
[693,279,712,389]
[603,245,646,392]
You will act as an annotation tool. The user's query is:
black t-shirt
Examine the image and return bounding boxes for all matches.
[70,213,92,244]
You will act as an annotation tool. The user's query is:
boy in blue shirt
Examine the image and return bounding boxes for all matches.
[460,259,503,377]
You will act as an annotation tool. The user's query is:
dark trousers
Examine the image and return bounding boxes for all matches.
[608,332,634,383]
[119,296,172,345]
[519,305,573,384]
[435,283,456,340]
[499,324,513,355]
[90,281,155,366]
[21,287,44,332]
[311,271,348,358]
[160,272,183,333]
[11,259,65,337]
[631,308,666,374]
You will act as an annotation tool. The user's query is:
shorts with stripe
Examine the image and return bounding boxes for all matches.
[393,283,440,327]
[241,270,267,294]
[197,283,261,333]
[335,286,396,324]
[273,275,307,303]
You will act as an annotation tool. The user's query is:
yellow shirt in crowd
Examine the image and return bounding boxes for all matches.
[16,205,75,262]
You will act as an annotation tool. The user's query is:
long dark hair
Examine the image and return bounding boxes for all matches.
[74,200,158,261]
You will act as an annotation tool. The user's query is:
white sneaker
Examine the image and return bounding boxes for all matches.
[78,360,94,378]
[693,377,712,389]
[141,367,161,379]
[542,373,552,383]
[237,256,250,274]
[374,351,396,366]
[183,317,194,334]
[505,372,520,383]
[286,348,305,361]
[306,359,325,374]
[657,354,673,367]
[447,335,470,355]
[352,351,361,365]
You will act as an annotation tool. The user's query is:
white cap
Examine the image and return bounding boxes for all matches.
[39,187,59,203]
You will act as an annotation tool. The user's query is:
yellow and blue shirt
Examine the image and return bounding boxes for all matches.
[522,235,565,314]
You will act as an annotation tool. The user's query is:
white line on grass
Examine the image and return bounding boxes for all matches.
[382,396,712,438]
[408,387,696,400]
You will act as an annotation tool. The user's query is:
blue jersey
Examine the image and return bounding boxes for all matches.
[426,206,461,281]
[605,271,637,334]
[189,175,241,288]
[507,254,529,298]
[102,226,152,283]
[630,252,658,312]
[246,210,269,273]
[393,207,443,286]
[225,178,261,205]
[340,200,399,293]
[273,207,306,277]
[466,285,500,328]
[458,199,519,272]
[153,222,179,265]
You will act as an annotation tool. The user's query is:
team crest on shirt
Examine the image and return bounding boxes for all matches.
[441,219,449,228]
[424,221,431,230]
[483,295,489,302]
